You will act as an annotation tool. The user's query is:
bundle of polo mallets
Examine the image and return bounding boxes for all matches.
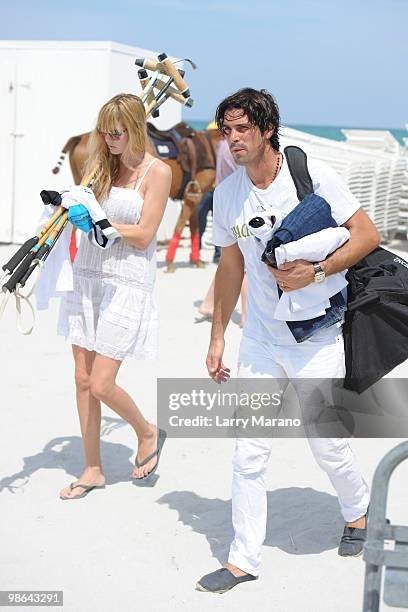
[0,52,196,334]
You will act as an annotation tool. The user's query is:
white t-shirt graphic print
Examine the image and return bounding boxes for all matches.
[212,156,361,346]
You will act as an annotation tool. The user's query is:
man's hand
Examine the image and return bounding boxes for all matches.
[268,259,315,292]
[206,337,231,384]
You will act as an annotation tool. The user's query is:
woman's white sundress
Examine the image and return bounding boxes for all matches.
[58,159,158,361]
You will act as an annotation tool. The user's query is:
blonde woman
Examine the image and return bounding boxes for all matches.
[58,93,172,499]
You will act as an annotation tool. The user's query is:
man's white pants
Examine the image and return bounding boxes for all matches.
[228,326,370,576]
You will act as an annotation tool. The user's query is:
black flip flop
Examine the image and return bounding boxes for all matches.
[60,482,106,500]
[134,428,167,481]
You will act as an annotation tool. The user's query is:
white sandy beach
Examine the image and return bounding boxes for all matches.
[1,238,407,612]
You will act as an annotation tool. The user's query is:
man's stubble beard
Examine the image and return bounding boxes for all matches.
[233,142,268,168]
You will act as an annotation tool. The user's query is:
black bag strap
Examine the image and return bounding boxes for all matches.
[284,145,314,201]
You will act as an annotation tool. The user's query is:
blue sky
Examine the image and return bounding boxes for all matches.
[1,0,407,127]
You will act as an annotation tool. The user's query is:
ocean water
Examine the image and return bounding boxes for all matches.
[189,121,407,146]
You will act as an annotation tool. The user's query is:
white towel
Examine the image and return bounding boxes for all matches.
[60,185,121,249]
[274,227,351,268]
[34,205,73,311]
[273,227,350,321]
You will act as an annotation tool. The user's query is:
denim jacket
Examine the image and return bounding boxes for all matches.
[262,193,347,342]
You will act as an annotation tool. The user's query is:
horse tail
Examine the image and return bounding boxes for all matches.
[52,135,82,174]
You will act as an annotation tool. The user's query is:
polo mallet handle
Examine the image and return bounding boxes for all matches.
[135,57,168,75]
[17,212,69,289]
[1,204,64,274]
[138,69,155,102]
[17,256,44,289]
[153,79,194,107]
[146,69,187,117]
[140,70,160,103]
[2,237,39,274]
[147,91,172,118]
[135,55,196,72]
[155,72,181,103]
[138,69,160,118]
[145,75,176,117]
[80,166,100,188]
[157,53,190,98]
[136,54,191,98]
[3,251,38,293]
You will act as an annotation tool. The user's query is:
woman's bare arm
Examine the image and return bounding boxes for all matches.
[111,161,172,250]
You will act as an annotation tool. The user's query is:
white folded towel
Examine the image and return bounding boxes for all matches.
[273,227,350,321]
[274,227,351,268]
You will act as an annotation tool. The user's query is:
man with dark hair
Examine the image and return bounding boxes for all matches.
[196,88,380,594]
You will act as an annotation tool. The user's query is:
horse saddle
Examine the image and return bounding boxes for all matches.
[147,121,215,173]
[147,122,195,163]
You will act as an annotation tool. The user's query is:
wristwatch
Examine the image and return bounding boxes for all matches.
[313,262,326,283]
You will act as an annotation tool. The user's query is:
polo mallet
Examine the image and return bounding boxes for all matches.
[0,207,68,333]
[138,69,160,118]
[0,197,64,285]
[0,169,96,333]
[7,168,97,292]
[139,70,160,103]
[153,79,194,108]
[138,68,185,118]
[145,70,185,117]
[135,53,196,98]
[135,52,196,116]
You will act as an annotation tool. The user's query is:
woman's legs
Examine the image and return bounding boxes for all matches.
[239,274,248,328]
[199,274,247,322]
[89,353,158,479]
[59,345,105,498]
[199,276,215,318]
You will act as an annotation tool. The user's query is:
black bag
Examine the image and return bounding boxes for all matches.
[284,145,408,394]
[343,248,408,393]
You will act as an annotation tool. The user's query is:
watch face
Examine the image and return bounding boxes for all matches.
[315,271,325,283]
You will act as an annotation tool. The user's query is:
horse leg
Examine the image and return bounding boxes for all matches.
[189,207,205,268]
[165,202,192,273]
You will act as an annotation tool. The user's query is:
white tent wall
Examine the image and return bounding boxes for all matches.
[0,41,182,244]
[0,61,15,243]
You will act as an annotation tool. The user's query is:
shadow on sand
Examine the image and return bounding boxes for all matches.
[0,417,136,494]
[158,487,344,563]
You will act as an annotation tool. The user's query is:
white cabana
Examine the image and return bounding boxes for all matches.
[0,40,182,243]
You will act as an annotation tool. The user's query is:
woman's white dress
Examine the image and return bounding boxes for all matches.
[58,161,158,361]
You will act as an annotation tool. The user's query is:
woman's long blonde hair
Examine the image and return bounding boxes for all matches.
[83,93,147,202]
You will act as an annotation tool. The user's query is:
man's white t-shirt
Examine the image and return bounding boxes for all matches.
[212,155,361,346]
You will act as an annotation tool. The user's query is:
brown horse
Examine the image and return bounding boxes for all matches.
[52,125,223,271]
